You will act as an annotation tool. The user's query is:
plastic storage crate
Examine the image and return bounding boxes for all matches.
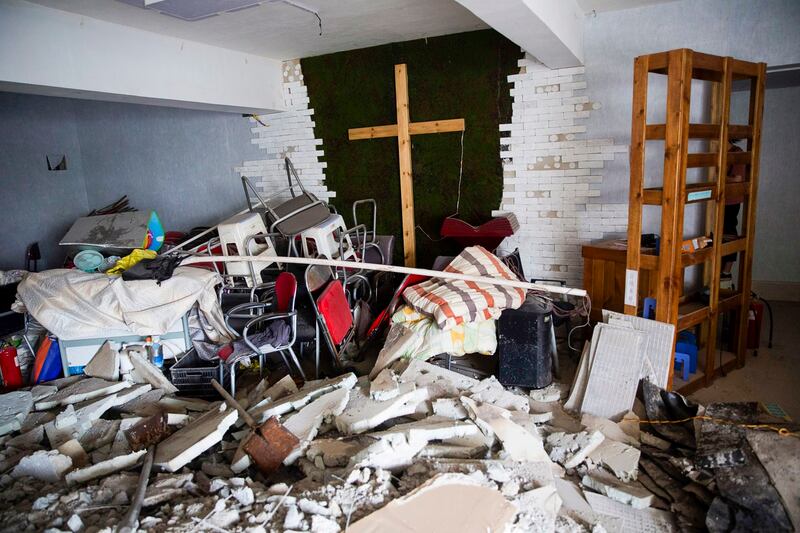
[169,348,229,398]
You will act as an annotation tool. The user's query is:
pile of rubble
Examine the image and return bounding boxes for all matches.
[0,349,795,532]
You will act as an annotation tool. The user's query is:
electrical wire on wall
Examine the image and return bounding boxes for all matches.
[416,128,466,242]
[272,0,322,35]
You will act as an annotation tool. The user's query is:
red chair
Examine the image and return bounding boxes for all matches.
[225,272,304,393]
[305,265,356,371]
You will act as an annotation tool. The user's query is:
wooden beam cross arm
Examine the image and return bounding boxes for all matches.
[348,118,466,140]
[346,63,465,267]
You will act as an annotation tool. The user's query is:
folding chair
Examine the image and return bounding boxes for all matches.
[305,265,356,370]
[224,272,304,394]
[352,198,396,265]
[241,158,331,253]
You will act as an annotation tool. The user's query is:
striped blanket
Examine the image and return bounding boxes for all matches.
[402,246,525,330]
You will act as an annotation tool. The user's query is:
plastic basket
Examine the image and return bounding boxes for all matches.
[169,348,229,398]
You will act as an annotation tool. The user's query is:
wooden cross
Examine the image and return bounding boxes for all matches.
[348,63,465,267]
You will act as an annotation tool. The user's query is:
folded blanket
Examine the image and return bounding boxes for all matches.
[402,246,525,330]
[369,305,497,378]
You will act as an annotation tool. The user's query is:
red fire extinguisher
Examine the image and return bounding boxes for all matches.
[0,343,23,390]
[747,300,764,350]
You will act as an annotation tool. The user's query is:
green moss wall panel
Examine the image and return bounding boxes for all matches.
[301,30,520,267]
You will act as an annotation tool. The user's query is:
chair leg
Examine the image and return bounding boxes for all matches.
[278,350,293,378]
[230,363,236,398]
[287,346,306,381]
[315,322,320,380]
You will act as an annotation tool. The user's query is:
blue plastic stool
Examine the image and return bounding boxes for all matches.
[674,352,690,381]
[676,341,698,373]
[643,297,656,320]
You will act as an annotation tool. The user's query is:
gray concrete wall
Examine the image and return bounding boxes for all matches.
[582,0,800,284]
[0,92,262,270]
[0,92,89,270]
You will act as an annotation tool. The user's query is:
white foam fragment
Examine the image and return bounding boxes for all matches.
[154,404,238,472]
[66,449,145,485]
[283,387,351,465]
[335,380,429,435]
[370,368,400,401]
[461,397,551,463]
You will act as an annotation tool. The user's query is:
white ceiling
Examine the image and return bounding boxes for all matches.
[26,0,488,60]
[575,0,678,14]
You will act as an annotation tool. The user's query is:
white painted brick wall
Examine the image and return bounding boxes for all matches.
[236,59,333,203]
[496,54,628,287]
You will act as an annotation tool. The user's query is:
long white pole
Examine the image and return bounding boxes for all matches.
[181,255,587,298]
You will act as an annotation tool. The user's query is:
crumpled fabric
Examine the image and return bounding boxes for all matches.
[15,266,234,342]
[193,319,292,366]
[0,270,27,286]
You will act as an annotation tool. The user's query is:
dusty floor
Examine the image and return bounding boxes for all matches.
[690,300,800,421]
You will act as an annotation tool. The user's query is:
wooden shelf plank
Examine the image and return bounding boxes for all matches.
[728,125,753,139]
[686,152,719,167]
[678,300,710,330]
[720,237,747,257]
[727,151,752,165]
[646,123,752,140]
[718,291,743,313]
[643,182,716,205]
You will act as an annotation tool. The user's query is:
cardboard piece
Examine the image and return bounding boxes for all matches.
[349,473,518,533]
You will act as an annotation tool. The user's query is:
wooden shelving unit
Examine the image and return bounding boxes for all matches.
[624,49,766,393]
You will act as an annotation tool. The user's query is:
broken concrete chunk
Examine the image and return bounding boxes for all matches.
[310,514,341,532]
[398,359,479,400]
[581,413,640,447]
[7,425,44,450]
[11,449,73,482]
[129,352,177,393]
[306,438,368,469]
[154,403,238,472]
[370,416,481,448]
[335,380,429,435]
[432,398,468,420]
[30,384,58,403]
[57,439,90,468]
[554,478,600,526]
[67,514,83,533]
[469,376,530,413]
[582,472,653,509]
[84,341,120,381]
[348,473,517,533]
[55,404,78,429]
[36,378,130,410]
[250,373,357,423]
[370,368,400,401]
[116,388,166,415]
[0,390,34,436]
[461,397,551,463]
[546,430,605,469]
[283,505,305,530]
[66,449,146,485]
[529,382,569,403]
[283,388,351,465]
[78,419,120,452]
[587,438,640,481]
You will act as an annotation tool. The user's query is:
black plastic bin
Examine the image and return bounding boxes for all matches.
[169,348,229,399]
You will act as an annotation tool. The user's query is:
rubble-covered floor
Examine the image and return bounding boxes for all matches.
[0,344,797,533]
[690,300,800,421]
